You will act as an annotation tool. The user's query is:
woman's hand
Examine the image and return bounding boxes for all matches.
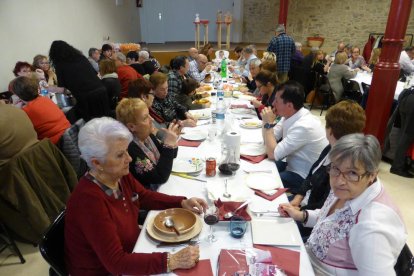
[278,203,303,221]
[163,122,179,147]
[169,245,200,271]
[181,197,208,214]
[260,106,276,124]
[250,99,262,108]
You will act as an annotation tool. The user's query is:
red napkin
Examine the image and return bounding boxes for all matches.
[178,139,202,147]
[217,249,249,276]
[253,188,289,201]
[175,259,213,276]
[230,104,249,109]
[240,154,267,164]
[214,199,251,221]
[253,245,300,276]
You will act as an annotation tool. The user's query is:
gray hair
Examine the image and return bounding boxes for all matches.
[78,117,132,168]
[329,134,381,174]
[88,48,98,57]
[139,50,149,60]
[276,24,285,33]
[249,58,262,68]
[243,46,254,54]
[115,52,126,63]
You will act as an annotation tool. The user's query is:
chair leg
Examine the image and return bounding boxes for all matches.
[0,222,26,264]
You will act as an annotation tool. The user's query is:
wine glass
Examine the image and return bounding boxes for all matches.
[204,205,219,243]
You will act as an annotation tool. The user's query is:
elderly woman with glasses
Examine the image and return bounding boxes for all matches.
[279,134,407,275]
[65,117,207,276]
[116,98,180,190]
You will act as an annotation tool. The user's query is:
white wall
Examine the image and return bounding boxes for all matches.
[0,0,140,91]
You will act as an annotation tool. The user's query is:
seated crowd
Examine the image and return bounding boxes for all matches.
[0,31,410,275]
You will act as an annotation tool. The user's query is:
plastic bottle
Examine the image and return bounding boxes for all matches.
[215,97,226,138]
[220,58,227,79]
[39,80,49,97]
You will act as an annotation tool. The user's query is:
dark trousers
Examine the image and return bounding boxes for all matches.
[275,160,304,194]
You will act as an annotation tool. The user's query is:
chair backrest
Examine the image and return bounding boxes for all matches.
[394,243,414,276]
[360,82,371,109]
[39,209,67,276]
[341,78,362,102]
[215,50,229,60]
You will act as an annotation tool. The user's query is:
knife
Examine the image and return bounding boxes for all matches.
[172,172,207,183]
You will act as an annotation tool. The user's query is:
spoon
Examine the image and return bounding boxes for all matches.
[224,199,252,219]
[223,179,231,198]
[164,217,180,235]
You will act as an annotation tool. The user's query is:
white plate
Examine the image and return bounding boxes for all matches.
[188,109,211,120]
[251,219,300,246]
[245,173,281,190]
[237,95,256,101]
[240,120,262,129]
[172,158,204,174]
[240,144,266,156]
[181,130,208,141]
[231,108,252,114]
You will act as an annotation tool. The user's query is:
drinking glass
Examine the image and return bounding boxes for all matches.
[229,216,247,238]
[204,205,219,243]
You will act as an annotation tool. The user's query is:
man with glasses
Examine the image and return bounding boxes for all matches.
[188,54,212,82]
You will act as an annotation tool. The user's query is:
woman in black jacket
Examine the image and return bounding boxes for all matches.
[99,59,121,110]
[49,40,110,122]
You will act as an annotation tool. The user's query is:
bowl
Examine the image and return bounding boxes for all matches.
[153,208,197,236]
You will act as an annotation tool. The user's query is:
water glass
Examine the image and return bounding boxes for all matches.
[229,216,247,238]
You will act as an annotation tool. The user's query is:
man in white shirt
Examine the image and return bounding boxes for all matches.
[88,48,100,73]
[188,54,212,82]
[261,81,328,194]
[399,46,414,75]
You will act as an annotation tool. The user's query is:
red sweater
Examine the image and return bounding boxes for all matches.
[117,65,142,99]
[22,96,70,144]
[65,173,185,275]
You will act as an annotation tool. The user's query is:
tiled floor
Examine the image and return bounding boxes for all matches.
[0,108,412,275]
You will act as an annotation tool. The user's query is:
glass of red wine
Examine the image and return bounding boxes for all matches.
[204,205,219,243]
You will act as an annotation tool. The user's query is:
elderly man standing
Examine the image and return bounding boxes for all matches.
[167,56,191,95]
[114,52,142,99]
[188,54,212,82]
[88,48,100,73]
[188,47,199,61]
[267,25,295,83]
[261,81,328,194]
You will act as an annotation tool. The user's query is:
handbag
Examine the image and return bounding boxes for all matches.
[395,243,414,276]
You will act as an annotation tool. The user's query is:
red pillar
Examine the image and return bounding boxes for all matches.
[278,0,289,28]
[364,0,413,145]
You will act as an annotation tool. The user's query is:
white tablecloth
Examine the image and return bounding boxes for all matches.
[133,95,315,276]
[351,71,405,100]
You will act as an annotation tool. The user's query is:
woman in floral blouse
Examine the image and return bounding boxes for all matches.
[116,98,179,190]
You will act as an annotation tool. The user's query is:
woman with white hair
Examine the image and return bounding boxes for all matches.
[279,134,407,275]
[138,50,156,75]
[65,117,207,275]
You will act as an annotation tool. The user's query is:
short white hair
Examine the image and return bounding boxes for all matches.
[139,50,149,60]
[295,42,302,49]
[249,58,262,68]
[115,52,126,63]
[78,117,132,168]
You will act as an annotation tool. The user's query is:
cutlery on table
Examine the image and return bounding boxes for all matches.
[172,172,207,183]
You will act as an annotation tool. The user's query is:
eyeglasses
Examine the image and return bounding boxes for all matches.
[326,164,370,182]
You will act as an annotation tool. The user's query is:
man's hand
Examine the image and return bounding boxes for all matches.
[261,106,276,124]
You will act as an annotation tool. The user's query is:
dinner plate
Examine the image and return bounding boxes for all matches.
[181,130,208,141]
[240,143,266,156]
[172,158,204,174]
[146,215,203,243]
[188,110,211,120]
[251,219,300,246]
[245,173,281,190]
[231,108,252,114]
[240,120,262,129]
[237,95,256,101]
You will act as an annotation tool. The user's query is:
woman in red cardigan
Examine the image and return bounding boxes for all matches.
[65,117,207,275]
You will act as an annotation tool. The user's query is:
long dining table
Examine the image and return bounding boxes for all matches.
[132,88,315,275]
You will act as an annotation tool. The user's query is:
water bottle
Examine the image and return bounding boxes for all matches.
[215,97,226,138]
[39,80,49,97]
[220,58,227,79]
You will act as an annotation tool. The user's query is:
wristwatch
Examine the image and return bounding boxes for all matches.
[263,123,276,129]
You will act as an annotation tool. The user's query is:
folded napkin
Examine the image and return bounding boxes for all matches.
[230,104,249,109]
[214,199,251,221]
[240,154,267,164]
[218,249,249,276]
[253,188,289,201]
[253,245,300,276]
[177,139,202,147]
[175,259,213,276]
